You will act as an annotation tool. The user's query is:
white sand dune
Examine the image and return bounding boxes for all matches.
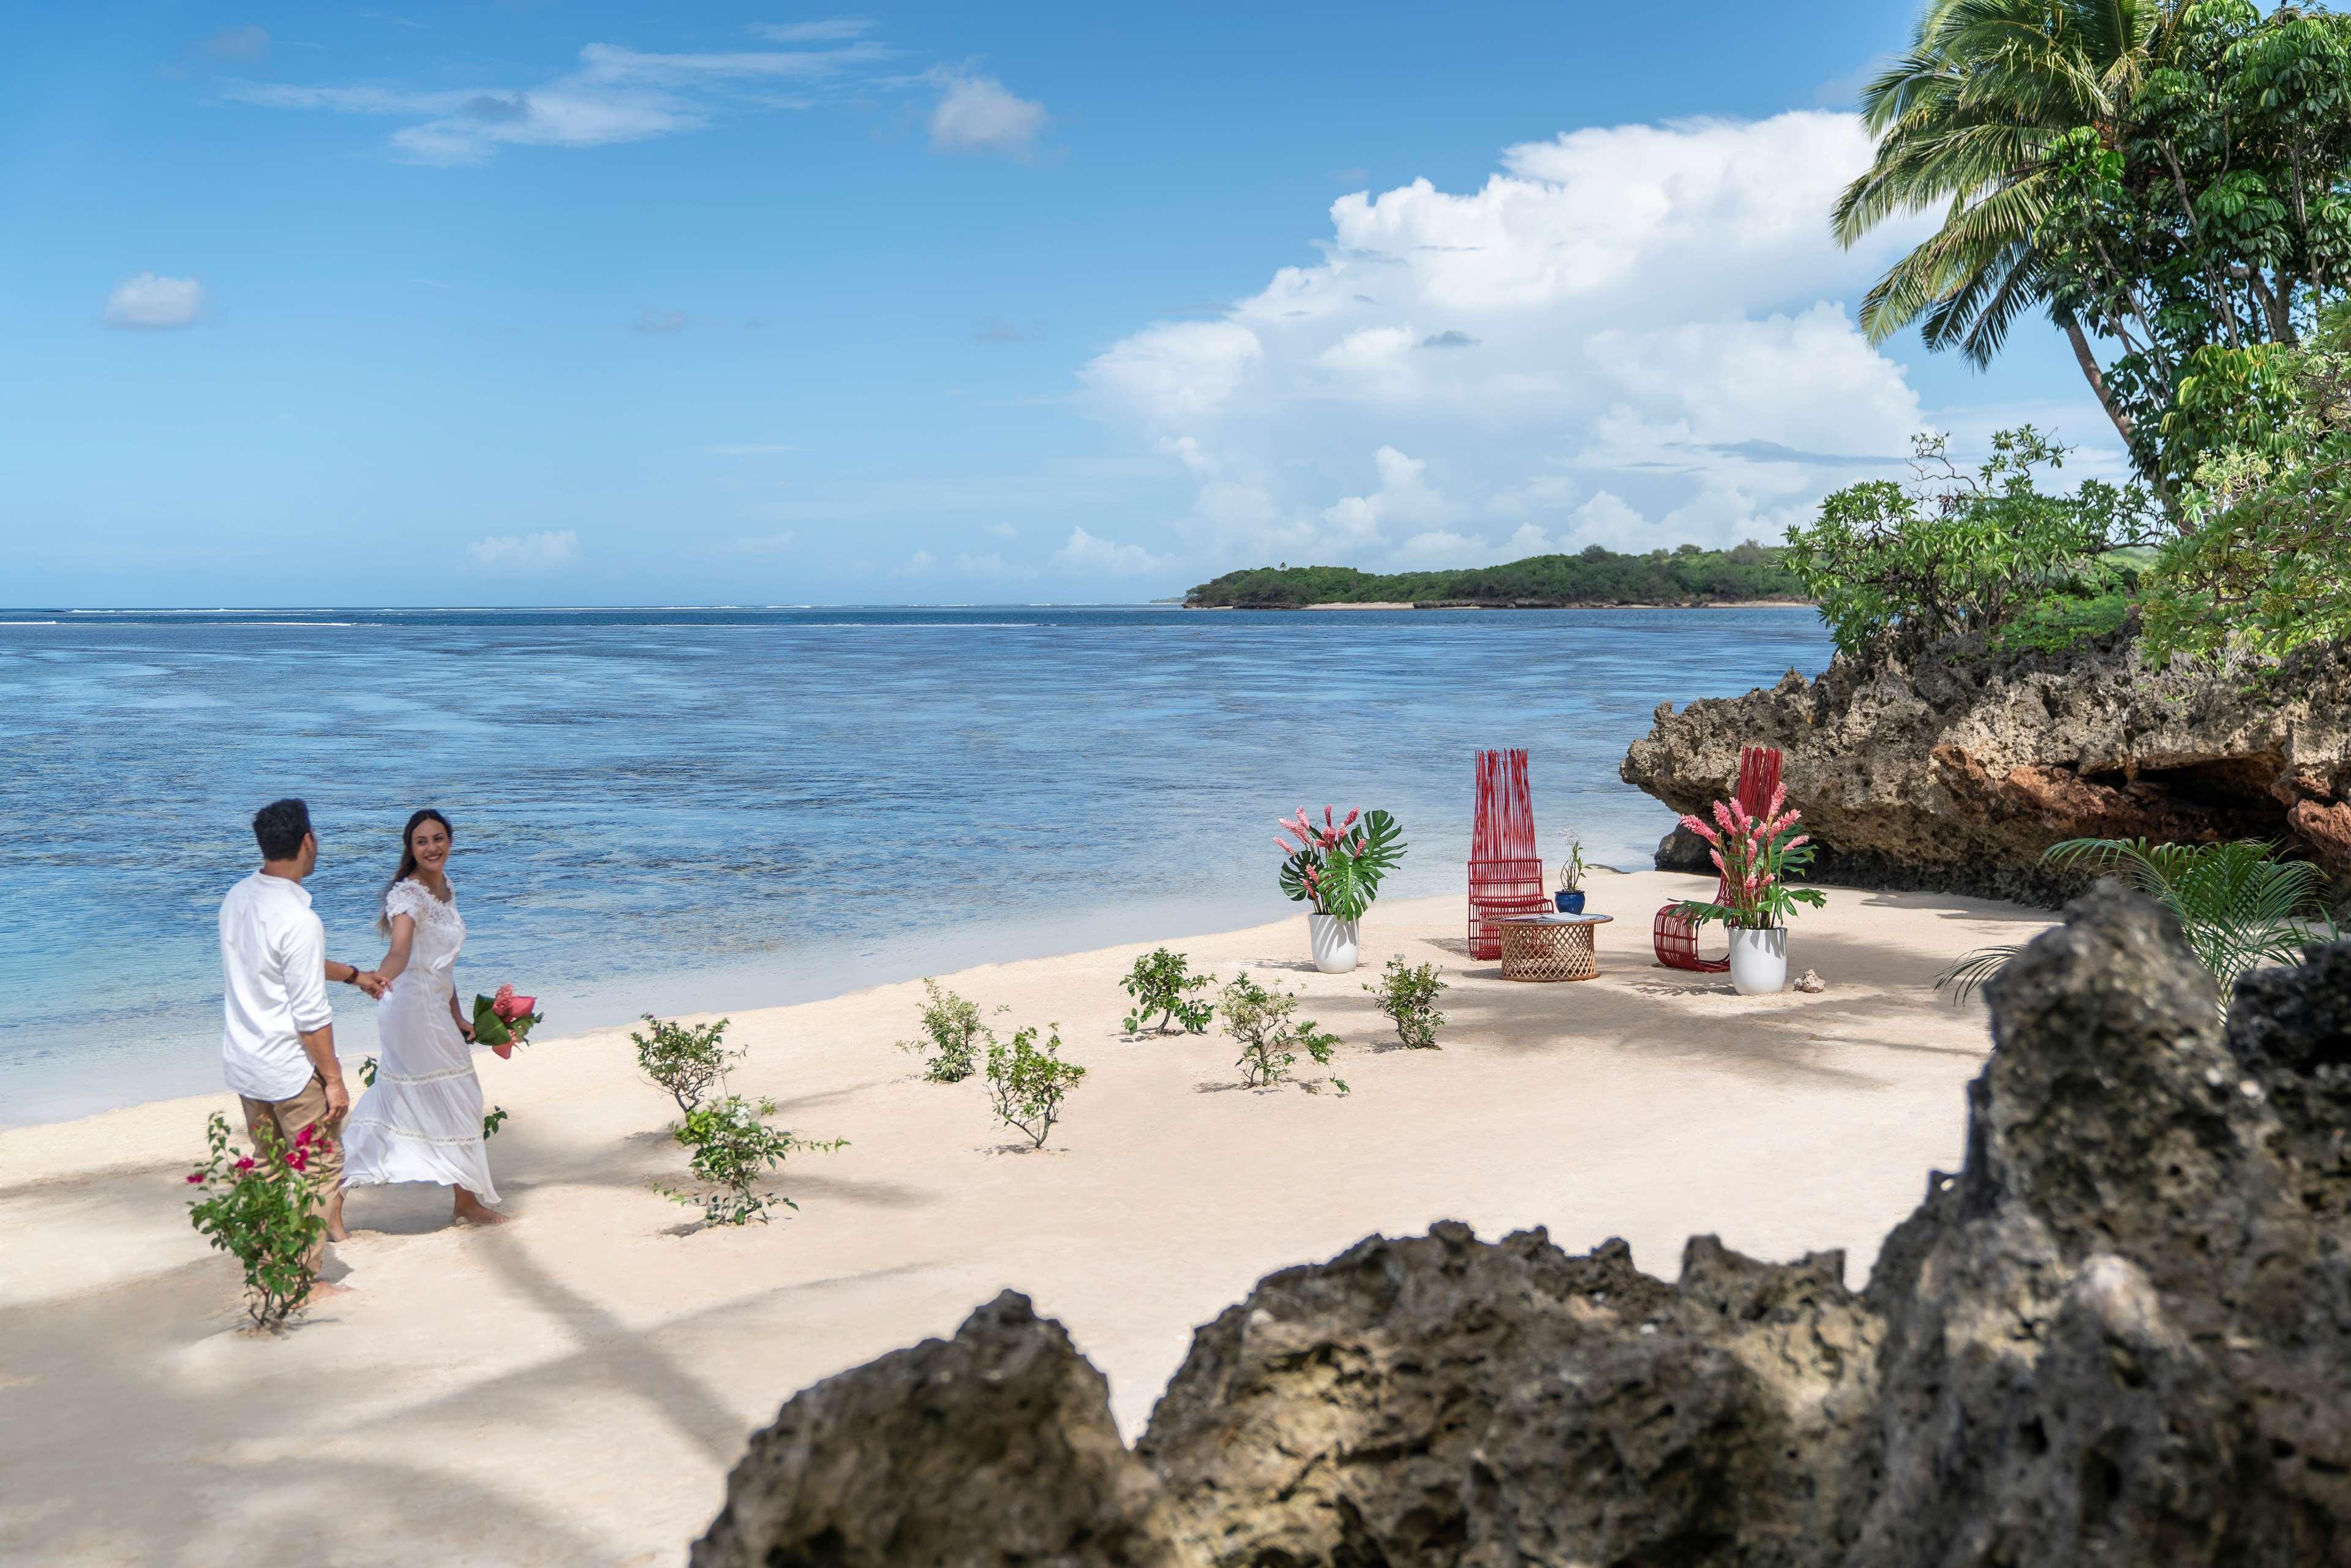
[0,872,2051,1567]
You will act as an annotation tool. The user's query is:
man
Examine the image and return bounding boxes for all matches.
[219,798,386,1281]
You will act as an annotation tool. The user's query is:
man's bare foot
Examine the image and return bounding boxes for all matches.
[326,1192,350,1243]
[452,1191,510,1227]
[307,1280,355,1302]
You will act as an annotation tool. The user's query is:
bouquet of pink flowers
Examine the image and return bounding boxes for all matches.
[1672,784,1826,931]
[471,983,544,1060]
[1274,805,1407,922]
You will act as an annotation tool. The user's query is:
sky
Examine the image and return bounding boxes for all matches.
[1,1,2120,607]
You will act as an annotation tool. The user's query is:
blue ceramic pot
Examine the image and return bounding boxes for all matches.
[1555,890,1587,914]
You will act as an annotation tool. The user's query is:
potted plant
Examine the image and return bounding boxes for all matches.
[1555,833,1588,914]
[1672,786,1825,995]
[1276,805,1406,973]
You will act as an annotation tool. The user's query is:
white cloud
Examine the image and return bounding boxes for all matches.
[927,70,1047,157]
[199,25,269,64]
[103,274,206,330]
[1074,110,2049,572]
[225,36,886,165]
[749,18,875,44]
[468,530,579,570]
[1054,527,1172,576]
[984,522,1018,539]
[893,549,937,576]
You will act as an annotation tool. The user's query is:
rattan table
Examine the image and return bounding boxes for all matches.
[1496,913,1616,981]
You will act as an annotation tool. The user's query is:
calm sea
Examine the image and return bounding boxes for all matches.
[0,606,1832,1125]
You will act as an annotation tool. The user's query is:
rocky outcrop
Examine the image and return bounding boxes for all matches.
[1620,631,2351,904]
[698,891,2351,1566]
[690,1290,1192,1568]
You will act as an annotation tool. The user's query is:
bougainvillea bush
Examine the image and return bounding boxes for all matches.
[184,1111,329,1329]
[668,1095,846,1228]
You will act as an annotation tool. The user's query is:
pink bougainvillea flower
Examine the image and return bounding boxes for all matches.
[186,1172,205,1185]
[295,1125,315,1147]
[234,1156,256,1172]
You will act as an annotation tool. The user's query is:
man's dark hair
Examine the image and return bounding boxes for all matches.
[252,798,314,861]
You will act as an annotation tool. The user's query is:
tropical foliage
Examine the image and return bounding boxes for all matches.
[898,979,998,1083]
[1556,832,1588,893]
[667,1095,845,1227]
[1276,806,1406,922]
[184,1112,329,1329]
[1785,428,2160,659]
[1838,0,2351,500]
[985,1024,1085,1149]
[1184,542,1803,608]
[1119,948,1216,1035]
[1673,785,1829,932]
[1938,837,2341,1010]
[1221,973,1343,1089]
[632,1014,742,1114]
[1364,956,1448,1050]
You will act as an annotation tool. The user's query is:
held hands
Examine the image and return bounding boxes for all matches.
[353,970,389,999]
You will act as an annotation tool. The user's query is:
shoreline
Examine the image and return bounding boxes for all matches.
[1186,598,1816,611]
[0,874,2049,1566]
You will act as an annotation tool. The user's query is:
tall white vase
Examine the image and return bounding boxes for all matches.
[1309,913,1361,974]
[1727,926,1788,996]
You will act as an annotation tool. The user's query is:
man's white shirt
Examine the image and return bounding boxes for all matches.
[219,871,334,1102]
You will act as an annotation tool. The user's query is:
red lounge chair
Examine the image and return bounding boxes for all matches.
[1653,746,1783,972]
[1468,749,1545,959]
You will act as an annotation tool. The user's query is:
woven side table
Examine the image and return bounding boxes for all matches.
[1497,913,1615,982]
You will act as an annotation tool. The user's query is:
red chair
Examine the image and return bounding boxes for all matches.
[1468,749,1544,959]
[1653,746,1783,972]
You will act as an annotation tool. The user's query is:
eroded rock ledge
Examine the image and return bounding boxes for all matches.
[1619,631,2351,905]
[690,889,2351,1568]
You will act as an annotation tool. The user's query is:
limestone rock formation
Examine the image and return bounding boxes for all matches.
[689,1289,1192,1568]
[698,891,2351,1567]
[1620,631,2351,903]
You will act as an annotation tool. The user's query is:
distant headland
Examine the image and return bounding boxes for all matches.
[1182,543,1806,609]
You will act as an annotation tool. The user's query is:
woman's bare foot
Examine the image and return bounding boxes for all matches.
[326,1190,350,1244]
[452,1190,510,1227]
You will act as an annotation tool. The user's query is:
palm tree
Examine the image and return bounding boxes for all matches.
[1938,837,2340,1015]
[1834,0,2177,448]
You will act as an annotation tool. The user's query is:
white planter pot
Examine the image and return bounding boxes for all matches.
[1309,913,1361,973]
[1727,926,1788,996]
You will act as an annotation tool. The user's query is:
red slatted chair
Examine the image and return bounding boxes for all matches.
[1468,749,1546,959]
[1653,746,1783,972]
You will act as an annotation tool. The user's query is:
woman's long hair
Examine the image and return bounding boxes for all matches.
[379,808,455,934]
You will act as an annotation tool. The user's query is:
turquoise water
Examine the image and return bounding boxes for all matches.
[0,606,1832,1123]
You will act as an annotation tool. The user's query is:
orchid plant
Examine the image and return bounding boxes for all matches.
[1672,786,1826,932]
[1276,805,1405,923]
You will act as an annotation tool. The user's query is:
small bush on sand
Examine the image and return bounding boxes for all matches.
[986,1024,1085,1150]
[1365,956,1448,1049]
[668,1095,846,1227]
[900,980,1000,1082]
[1221,973,1341,1090]
[184,1112,329,1329]
[1120,948,1216,1035]
[634,1014,742,1113]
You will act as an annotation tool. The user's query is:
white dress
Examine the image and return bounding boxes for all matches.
[340,879,498,1203]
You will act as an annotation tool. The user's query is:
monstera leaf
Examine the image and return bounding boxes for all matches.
[1311,810,1407,921]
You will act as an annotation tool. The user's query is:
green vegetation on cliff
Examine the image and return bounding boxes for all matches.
[1184,542,1805,609]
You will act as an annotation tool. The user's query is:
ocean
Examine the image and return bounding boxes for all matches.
[0,605,1832,1125]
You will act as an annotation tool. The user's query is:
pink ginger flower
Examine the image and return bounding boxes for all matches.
[1342,808,1360,827]
[1324,805,1335,830]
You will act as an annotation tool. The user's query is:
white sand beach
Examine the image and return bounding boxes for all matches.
[0,871,2051,1567]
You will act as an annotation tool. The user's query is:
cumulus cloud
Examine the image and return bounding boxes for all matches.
[224,33,887,164]
[1075,110,2034,572]
[1054,527,1172,576]
[468,530,579,570]
[102,274,205,330]
[927,69,1047,157]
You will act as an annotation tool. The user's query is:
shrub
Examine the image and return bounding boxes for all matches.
[668,1095,846,1227]
[633,1014,741,1113]
[898,980,998,1082]
[985,1024,1086,1150]
[184,1111,329,1329]
[1221,973,1341,1089]
[1119,948,1216,1035]
[1365,956,1448,1049]
[1783,429,2159,662]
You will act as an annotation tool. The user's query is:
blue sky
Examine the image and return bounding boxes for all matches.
[1,2,2112,607]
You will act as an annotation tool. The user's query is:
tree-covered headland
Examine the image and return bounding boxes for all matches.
[1184,544,1806,609]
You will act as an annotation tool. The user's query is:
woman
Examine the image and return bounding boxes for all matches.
[336,809,508,1232]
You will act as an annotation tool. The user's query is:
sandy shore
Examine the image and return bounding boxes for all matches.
[0,872,2048,1567]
